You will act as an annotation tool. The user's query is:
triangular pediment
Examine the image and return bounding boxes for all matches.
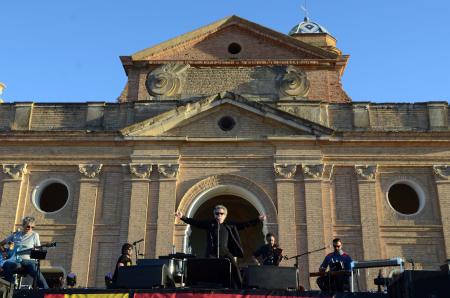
[121,92,334,138]
[130,15,337,61]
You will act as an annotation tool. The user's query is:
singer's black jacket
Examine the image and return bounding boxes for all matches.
[180,216,261,258]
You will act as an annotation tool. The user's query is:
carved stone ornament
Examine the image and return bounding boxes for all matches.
[302,164,324,179]
[146,63,189,97]
[158,164,179,178]
[274,163,297,179]
[323,164,334,180]
[78,164,103,178]
[433,165,450,180]
[354,165,378,180]
[278,66,310,97]
[129,164,152,179]
[2,164,27,179]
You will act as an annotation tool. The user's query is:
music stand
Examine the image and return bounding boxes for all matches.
[30,249,47,289]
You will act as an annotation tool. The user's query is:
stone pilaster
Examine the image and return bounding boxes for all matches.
[355,164,380,290]
[273,163,297,266]
[322,164,334,249]
[433,165,450,259]
[71,164,102,287]
[302,164,325,289]
[126,164,151,251]
[0,164,28,232]
[155,164,179,257]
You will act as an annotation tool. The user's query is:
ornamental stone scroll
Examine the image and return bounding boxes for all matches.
[277,66,310,98]
[274,163,297,179]
[2,164,28,180]
[146,63,189,97]
[302,164,324,179]
[157,164,179,178]
[78,164,103,178]
[433,165,450,180]
[354,165,378,180]
[129,164,152,179]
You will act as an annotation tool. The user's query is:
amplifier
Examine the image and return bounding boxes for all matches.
[245,266,298,290]
[115,265,172,289]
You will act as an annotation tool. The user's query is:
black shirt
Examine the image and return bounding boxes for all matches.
[211,223,230,256]
[112,254,132,282]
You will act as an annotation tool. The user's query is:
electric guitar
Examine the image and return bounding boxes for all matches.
[0,242,56,266]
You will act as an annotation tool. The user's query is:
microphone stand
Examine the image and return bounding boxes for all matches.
[132,239,144,264]
[216,219,220,259]
[286,246,329,291]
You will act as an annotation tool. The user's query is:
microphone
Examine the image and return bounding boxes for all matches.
[132,238,144,245]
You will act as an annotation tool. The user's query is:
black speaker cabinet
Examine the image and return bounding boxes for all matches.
[115,264,172,289]
[388,270,450,298]
[185,258,231,288]
[245,266,298,290]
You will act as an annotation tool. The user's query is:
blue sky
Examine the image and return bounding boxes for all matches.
[1,0,448,103]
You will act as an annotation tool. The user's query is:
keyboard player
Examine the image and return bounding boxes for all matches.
[316,238,353,292]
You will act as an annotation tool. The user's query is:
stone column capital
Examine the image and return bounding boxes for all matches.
[355,165,378,180]
[78,164,103,178]
[302,164,324,180]
[128,163,152,179]
[433,165,450,180]
[274,163,297,179]
[157,164,179,179]
[2,163,28,180]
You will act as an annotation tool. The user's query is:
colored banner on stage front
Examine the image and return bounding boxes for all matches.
[134,293,329,298]
[45,294,129,298]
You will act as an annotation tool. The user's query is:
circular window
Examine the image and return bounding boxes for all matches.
[387,182,423,215]
[228,43,242,55]
[218,116,236,131]
[33,180,70,214]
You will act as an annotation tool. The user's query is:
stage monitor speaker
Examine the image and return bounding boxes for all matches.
[388,270,450,298]
[115,264,172,289]
[185,258,231,288]
[245,266,298,290]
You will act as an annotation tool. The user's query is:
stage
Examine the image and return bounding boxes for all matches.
[12,288,388,298]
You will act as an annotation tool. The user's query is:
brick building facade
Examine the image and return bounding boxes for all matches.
[1,16,449,289]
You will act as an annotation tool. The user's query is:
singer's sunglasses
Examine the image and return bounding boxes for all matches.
[215,212,225,216]
[25,225,35,229]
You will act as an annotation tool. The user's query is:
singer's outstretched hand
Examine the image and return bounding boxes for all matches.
[174,211,183,219]
[259,214,266,221]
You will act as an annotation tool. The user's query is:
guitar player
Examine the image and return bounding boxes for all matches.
[0,216,48,289]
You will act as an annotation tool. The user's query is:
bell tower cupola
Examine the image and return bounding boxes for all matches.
[288,15,341,55]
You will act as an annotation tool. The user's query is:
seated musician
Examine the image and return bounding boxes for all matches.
[111,243,133,285]
[0,216,48,289]
[252,233,283,266]
[317,238,352,292]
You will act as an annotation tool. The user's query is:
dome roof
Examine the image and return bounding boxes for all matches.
[288,17,329,35]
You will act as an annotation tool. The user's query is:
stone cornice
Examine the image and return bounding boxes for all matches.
[2,164,28,180]
[125,59,345,71]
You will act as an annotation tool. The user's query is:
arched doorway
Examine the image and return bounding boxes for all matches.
[188,195,265,265]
